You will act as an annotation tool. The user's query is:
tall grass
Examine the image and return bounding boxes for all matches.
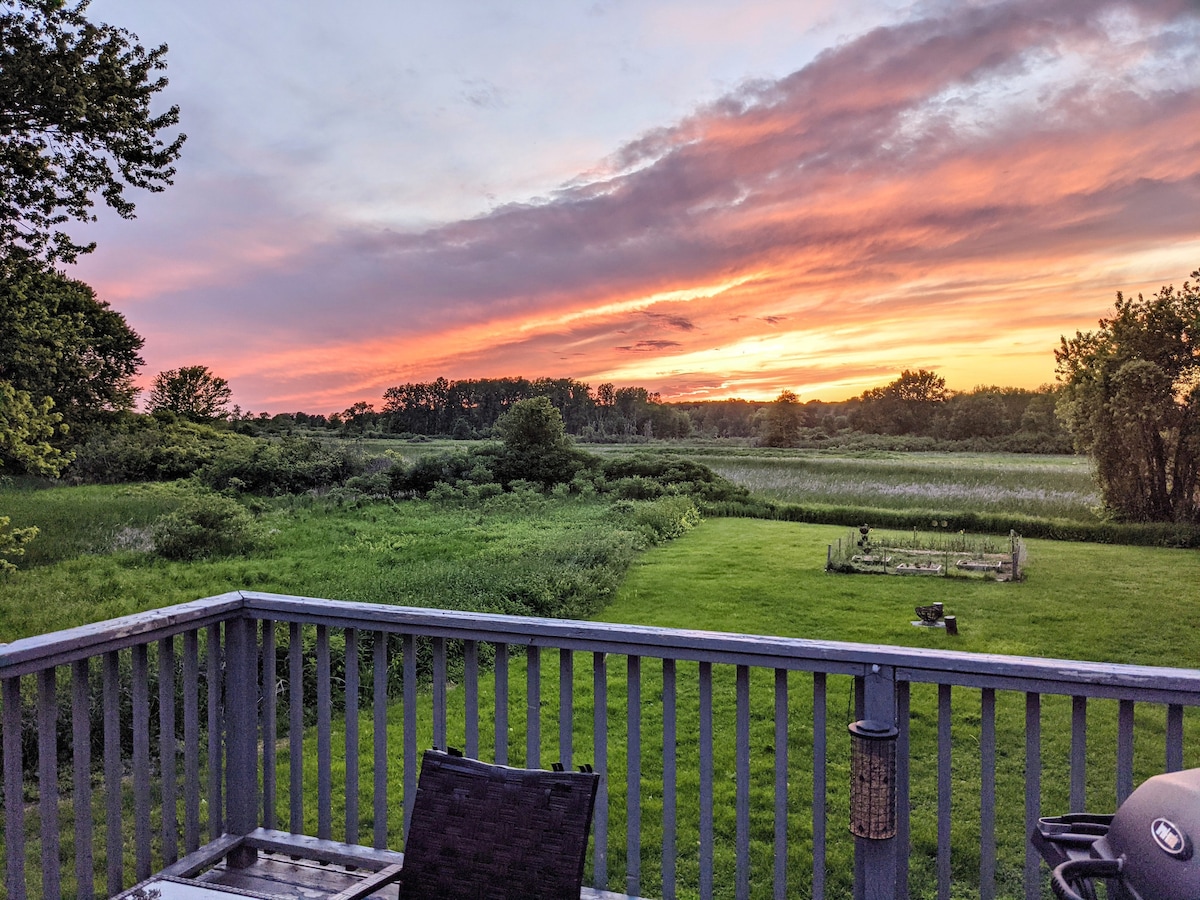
[700,452,1099,522]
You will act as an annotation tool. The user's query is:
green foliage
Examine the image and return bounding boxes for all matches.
[0,380,71,475]
[598,452,751,503]
[147,365,233,422]
[198,435,373,495]
[0,262,144,435]
[0,0,185,263]
[0,513,36,572]
[1056,269,1200,522]
[492,397,594,488]
[616,495,701,545]
[150,492,260,560]
[68,413,248,483]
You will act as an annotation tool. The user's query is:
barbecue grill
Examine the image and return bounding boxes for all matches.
[1032,768,1200,900]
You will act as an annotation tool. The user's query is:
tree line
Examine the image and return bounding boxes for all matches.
[235,374,1070,454]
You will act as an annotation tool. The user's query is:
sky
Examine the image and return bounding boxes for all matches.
[71,0,1200,414]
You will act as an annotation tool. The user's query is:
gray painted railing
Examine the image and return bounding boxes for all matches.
[2,590,1199,900]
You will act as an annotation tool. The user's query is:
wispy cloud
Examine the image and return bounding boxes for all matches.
[75,0,1200,411]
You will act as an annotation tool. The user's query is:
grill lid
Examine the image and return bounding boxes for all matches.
[1093,768,1200,900]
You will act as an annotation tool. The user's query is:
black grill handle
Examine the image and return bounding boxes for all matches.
[1050,857,1124,900]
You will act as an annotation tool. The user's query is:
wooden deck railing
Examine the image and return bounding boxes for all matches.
[2,591,1199,900]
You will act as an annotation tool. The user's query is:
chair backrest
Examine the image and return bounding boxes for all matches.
[399,749,600,900]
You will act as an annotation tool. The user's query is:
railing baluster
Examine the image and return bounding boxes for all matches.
[1117,699,1135,804]
[402,633,417,836]
[937,683,952,900]
[1070,695,1087,812]
[132,643,152,880]
[495,643,509,766]
[1024,692,1041,900]
[159,636,178,864]
[3,676,24,900]
[345,627,360,844]
[38,667,60,900]
[895,679,910,900]
[813,672,827,900]
[773,668,788,900]
[980,688,996,900]
[432,636,446,752]
[592,651,608,890]
[1167,704,1184,772]
[627,654,642,898]
[183,630,201,853]
[72,659,94,900]
[465,640,479,759]
[261,621,276,832]
[735,664,750,900]
[317,625,332,840]
[699,661,713,900]
[288,622,304,834]
[104,650,123,895]
[527,645,541,768]
[373,631,389,849]
[559,648,573,768]
[663,659,677,900]
[207,623,224,841]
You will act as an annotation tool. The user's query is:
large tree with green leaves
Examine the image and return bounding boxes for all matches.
[148,365,233,422]
[0,260,143,435]
[1,0,185,263]
[1056,269,1200,523]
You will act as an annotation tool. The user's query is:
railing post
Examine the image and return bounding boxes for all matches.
[225,614,259,868]
[854,664,899,900]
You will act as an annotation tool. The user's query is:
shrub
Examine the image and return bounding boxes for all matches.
[69,415,249,483]
[599,453,749,503]
[199,436,371,494]
[151,493,261,560]
[614,496,702,545]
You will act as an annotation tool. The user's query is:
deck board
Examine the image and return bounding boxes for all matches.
[199,853,401,900]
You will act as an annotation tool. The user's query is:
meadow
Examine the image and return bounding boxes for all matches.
[669,448,1100,522]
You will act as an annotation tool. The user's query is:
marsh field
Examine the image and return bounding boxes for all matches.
[4,443,1199,899]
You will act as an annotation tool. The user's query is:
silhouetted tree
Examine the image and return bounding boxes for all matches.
[148,366,232,422]
[762,390,804,447]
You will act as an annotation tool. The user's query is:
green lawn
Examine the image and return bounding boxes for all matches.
[597,517,1200,666]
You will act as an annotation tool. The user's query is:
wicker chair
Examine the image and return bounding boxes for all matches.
[333,748,600,900]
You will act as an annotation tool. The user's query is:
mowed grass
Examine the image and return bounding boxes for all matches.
[695,450,1100,522]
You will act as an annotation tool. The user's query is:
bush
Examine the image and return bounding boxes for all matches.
[68,414,249,483]
[151,493,261,560]
[599,453,749,503]
[614,496,702,545]
[199,436,372,494]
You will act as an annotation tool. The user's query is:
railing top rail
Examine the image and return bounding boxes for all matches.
[3,591,1198,703]
[238,592,1200,701]
[0,592,245,678]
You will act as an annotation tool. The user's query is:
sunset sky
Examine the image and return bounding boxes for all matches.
[72,0,1200,414]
